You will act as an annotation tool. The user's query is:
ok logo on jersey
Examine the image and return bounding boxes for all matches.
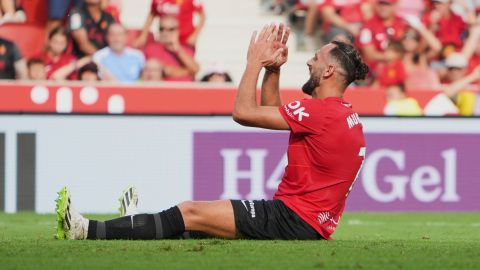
[287,101,310,122]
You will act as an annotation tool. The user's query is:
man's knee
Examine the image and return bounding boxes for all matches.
[177,201,200,219]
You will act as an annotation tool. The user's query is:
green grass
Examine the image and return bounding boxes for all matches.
[1,212,479,270]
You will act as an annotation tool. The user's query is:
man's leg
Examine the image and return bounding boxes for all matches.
[56,187,237,240]
[85,201,236,240]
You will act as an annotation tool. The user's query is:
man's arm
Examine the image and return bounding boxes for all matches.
[72,29,98,56]
[443,66,480,98]
[133,13,155,48]
[260,24,290,107]
[186,10,206,46]
[14,59,27,80]
[233,24,289,130]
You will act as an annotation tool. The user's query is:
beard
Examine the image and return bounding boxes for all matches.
[302,75,320,95]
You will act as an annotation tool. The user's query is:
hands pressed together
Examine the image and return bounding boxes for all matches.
[247,23,290,72]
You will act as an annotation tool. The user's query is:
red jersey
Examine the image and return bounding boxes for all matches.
[359,15,407,70]
[150,0,204,44]
[377,60,406,87]
[275,98,366,240]
[143,42,195,81]
[38,52,77,80]
[423,11,466,48]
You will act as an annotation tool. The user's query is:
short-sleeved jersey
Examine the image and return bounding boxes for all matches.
[38,52,77,80]
[275,97,366,240]
[150,0,204,44]
[68,4,116,57]
[93,47,145,82]
[422,11,466,48]
[143,42,195,81]
[0,38,23,79]
[358,15,407,70]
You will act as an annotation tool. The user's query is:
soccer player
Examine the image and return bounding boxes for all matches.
[55,23,369,241]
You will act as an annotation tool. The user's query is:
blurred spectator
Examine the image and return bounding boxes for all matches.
[383,84,423,116]
[460,25,480,82]
[37,27,78,80]
[318,0,373,43]
[141,58,163,81]
[443,52,480,116]
[93,23,145,82]
[27,58,46,80]
[200,62,233,83]
[68,0,115,57]
[101,0,121,22]
[134,0,206,48]
[0,0,26,24]
[0,37,27,79]
[359,0,408,73]
[401,17,442,89]
[265,0,288,15]
[375,40,406,87]
[143,16,199,81]
[395,0,424,18]
[423,0,467,48]
[46,0,84,40]
[77,61,100,81]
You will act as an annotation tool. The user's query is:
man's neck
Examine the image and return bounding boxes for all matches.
[312,83,343,99]
[87,4,102,21]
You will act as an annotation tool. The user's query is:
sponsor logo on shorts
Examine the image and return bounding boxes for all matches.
[241,200,256,218]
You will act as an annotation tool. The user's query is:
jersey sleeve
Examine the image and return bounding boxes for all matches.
[279,99,324,134]
[68,9,86,32]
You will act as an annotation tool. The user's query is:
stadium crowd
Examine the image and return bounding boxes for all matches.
[0,0,478,115]
[0,0,233,83]
[266,0,480,115]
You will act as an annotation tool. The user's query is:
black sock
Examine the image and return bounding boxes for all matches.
[86,206,185,240]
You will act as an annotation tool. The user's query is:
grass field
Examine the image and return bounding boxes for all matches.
[1,212,479,270]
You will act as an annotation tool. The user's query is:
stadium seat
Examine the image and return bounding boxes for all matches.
[0,24,45,59]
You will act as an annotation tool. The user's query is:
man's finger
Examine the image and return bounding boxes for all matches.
[263,23,276,41]
[281,27,291,45]
[258,24,269,40]
[276,23,284,43]
[250,31,257,46]
[269,24,279,42]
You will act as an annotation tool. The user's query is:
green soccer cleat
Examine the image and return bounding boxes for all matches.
[118,185,139,216]
[54,187,88,240]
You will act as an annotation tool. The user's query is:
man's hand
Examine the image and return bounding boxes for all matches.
[247,23,289,70]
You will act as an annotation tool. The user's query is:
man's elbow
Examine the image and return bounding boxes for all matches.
[232,109,253,126]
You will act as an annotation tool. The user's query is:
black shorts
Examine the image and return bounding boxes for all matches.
[230,199,323,240]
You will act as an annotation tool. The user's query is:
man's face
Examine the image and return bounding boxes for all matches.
[49,33,68,55]
[142,59,163,81]
[375,1,396,20]
[28,63,46,80]
[446,67,466,82]
[107,24,127,52]
[302,44,334,95]
[432,0,451,14]
[158,18,180,45]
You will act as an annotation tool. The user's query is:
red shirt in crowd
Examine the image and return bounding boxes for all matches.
[423,11,466,47]
[377,60,406,87]
[143,42,195,81]
[323,0,366,23]
[150,0,204,44]
[275,98,366,240]
[39,52,77,80]
[358,15,407,69]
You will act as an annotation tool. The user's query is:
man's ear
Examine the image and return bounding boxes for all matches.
[323,65,335,79]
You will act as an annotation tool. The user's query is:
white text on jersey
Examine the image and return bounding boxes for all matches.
[347,113,361,129]
[286,101,310,122]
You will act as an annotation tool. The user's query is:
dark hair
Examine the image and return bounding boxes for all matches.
[78,62,99,79]
[330,40,370,87]
[27,58,44,68]
[200,72,233,83]
[387,40,405,55]
[48,27,68,40]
